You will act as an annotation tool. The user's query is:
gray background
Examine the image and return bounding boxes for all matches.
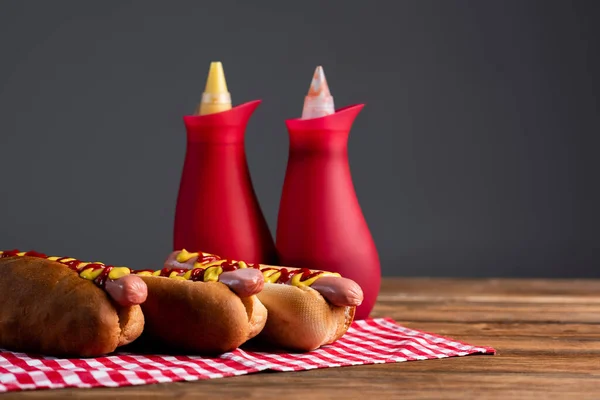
[0,0,598,277]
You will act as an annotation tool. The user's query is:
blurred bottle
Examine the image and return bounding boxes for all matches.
[276,66,381,319]
[174,62,277,264]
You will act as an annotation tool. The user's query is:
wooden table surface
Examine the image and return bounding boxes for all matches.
[4,278,600,399]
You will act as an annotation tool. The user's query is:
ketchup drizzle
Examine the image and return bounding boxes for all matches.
[1,249,122,288]
[24,251,47,258]
[190,268,205,282]
[198,254,221,263]
[220,260,241,272]
[301,269,324,281]
[158,267,188,277]
[259,266,323,283]
[1,249,327,286]
[55,257,84,272]
[95,265,113,288]
[0,249,21,258]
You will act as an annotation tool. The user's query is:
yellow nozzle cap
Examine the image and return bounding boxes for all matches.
[302,65,335,119]
[196,61,232,116]
[204,62,229,94]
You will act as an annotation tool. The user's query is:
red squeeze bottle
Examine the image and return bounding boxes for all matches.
[276,67,381,319]
[173,62,277,264]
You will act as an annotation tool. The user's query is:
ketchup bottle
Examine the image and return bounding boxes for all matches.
[276,67,381,319]
[173,62,277,264]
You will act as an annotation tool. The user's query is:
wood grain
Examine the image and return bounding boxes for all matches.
[4,277,600,399]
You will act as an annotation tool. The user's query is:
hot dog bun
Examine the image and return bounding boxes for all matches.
[0,256,144,357]
[254,283,355,352]
[137,276,267,354]
[163,250,363,352]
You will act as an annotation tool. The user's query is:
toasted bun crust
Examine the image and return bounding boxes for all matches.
[240,295,268,340]
[117,303,145,347]
[138,276,267,354]
[255,283,355,352]
[0,256,144,357]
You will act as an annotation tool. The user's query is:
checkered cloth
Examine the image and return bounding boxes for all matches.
[0,318,495,392]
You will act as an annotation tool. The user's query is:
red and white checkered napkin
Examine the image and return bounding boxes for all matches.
[0,318,495,392]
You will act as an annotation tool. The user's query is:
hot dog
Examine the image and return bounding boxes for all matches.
[164,249,364,352]
[0,250,146,357]
[104,249,264,354]
[0,249,265,356]
[135,275,267,354]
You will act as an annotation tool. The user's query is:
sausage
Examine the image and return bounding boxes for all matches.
[308,276,364,307]
[164,252,263,297]
[218,268,265,297]
[105,275,148,307]
[164,251,197,270]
